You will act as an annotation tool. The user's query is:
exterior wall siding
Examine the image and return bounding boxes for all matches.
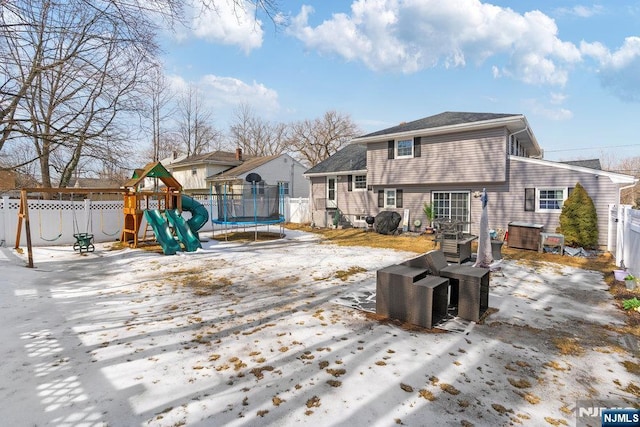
[308,158,620,247]
[172,165,230,193]
[308,131,624,247]
[308,175,374,227]
[247,156,309,198]
[367,128,508,186]
[494,158,621,247]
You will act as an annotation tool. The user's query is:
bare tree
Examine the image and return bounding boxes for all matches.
[288,111,360,166]
[141,65,176,162]
[176,84,221,156]
[1,0,282,177]
[1,0,159,187]
[140,131,183,163]
[229,103,287,156]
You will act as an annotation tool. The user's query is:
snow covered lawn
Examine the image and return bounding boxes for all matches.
[0,229,637,426]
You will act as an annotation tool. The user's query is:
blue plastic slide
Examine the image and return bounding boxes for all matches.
[144,209,181,255]
[166,209,201,252]
[181,195,209,235]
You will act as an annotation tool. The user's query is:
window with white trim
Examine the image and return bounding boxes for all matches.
[535,187,567,212]
[354,175,366,190]
[278,181,289,195]
[525,187,568,212]
[378,188,403,208]
[396,139,413,158]
[385,189,396,208]
[432,191,471,233]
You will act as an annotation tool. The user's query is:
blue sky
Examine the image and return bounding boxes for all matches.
[159,0,640,165]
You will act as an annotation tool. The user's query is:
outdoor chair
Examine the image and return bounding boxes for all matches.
[376,263,449,329]
[424,250,490,322]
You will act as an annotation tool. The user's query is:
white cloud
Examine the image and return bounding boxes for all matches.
[554,4,604,18]
[200,75,279,111]
[550,92,567,105]
[288,0,582,86]
[190,0,264,53]
[168,74,279,120]
[582,37,640,102]
[525,98,573,121]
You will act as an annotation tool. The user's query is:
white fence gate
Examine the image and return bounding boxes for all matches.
[286,197,310,224]
[612,204,640,276]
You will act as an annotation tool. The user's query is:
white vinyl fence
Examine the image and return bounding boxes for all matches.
[1,195,311,248]
[612,204,640,276]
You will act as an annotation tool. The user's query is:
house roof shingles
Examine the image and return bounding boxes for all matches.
[358,112,520,138]
[561,159,602,170]
[207,155,280,181]
[170,150,247,168]
[305,144,367,175]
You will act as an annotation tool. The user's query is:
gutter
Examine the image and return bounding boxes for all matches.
[304,169,368,178]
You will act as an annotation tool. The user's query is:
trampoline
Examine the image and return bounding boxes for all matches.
[211,173,285,240]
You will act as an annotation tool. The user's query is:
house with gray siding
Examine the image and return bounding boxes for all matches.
[304,112,637,248]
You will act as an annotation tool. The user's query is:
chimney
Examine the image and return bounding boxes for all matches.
[236,148,242,161]
[172,150,178,159]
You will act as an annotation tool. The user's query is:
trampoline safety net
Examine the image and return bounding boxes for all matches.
[213,184,283,224]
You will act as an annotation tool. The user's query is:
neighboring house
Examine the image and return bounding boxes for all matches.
[206,153,308,198]
[167,149,245,194]
[304,111,637,247]
[167,149,308,198]
[69,177,124,189]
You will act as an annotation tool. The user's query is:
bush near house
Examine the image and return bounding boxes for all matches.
[557,182,598,249]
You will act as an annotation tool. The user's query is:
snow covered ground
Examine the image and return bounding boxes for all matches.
[0,229,637,426]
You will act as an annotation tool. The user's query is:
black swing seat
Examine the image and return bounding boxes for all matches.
[73,233,95,254]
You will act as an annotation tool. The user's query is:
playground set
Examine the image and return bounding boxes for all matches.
[15,162,209,267]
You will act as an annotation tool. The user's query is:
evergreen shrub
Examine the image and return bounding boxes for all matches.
[556,182,598,248]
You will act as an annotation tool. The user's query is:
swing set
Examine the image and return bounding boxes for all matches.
[15,162,184,268]
[15,187,128,268]
[35,192,101,251]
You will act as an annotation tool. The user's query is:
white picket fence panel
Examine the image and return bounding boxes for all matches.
[1,195,311,248]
